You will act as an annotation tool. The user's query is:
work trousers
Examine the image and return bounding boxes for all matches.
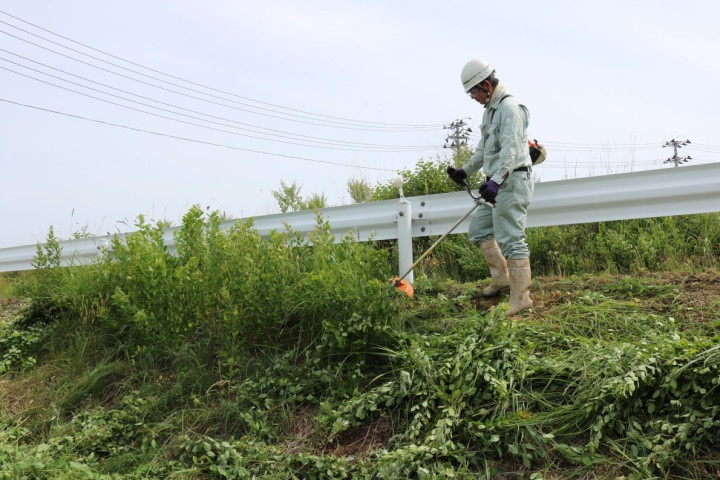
[468,170,534,259]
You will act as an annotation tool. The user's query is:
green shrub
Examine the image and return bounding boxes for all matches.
[0,322,50,374]
[527,214,720,277]
[365,151,719,280]
[22,206,397,362]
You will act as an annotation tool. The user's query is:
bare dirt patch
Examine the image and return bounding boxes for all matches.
[280,407,393,459]
[323,415,393,458]
[0,362,60,417]
[0,297,22,323]
[282,407,319,456]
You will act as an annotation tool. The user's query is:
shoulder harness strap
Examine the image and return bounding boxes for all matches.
[490,94,512,122]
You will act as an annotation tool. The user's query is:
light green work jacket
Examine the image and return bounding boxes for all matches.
[462,84,532,185]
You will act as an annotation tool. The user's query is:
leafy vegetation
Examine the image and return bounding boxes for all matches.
[272,179,328,212]
[348,153,720,282]
[0,276,14,300]
[1,210,719,479]
[1,154,719,478]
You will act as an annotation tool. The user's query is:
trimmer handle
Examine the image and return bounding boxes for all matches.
[461,180,495,208]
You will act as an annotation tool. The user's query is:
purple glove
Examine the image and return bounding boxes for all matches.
[478,180,499,203]
[446,166,467,185]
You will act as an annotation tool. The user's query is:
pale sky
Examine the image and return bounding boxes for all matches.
[2,0,719,248]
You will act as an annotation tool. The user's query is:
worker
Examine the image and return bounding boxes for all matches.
[447,58,534,316]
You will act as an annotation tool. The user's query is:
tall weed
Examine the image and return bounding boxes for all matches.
[22,206,396,365]
[528,214,720,277]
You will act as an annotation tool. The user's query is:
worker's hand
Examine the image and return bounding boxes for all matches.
[478,180,499,204]
[446,166,467,185]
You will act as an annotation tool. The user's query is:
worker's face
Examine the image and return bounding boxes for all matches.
[468,81,489,105]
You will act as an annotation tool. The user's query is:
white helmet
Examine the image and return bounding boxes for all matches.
[461,58,494,93]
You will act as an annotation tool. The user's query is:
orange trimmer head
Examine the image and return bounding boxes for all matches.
[392,277,414,297]
[388,180,487,299]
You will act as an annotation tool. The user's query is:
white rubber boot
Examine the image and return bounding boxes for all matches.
[506,258,533,316]
[479,239,510,297]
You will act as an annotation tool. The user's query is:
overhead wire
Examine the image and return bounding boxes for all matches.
[1,28,444,135]
[467,133,664,150]
[0,51,439,151]
[0,98,397,172]
[465,132,720,170]
[539,140,659,147]
[0,14,442,131]
[0,10,445,128]
[687,145,720,153]
[538,145,660,152]
[3,10,718,171]
[0,64,442,153]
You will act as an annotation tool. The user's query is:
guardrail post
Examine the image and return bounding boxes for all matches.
[395,178,413,284]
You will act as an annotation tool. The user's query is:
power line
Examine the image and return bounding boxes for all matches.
[465,134,720,159]
[0,10,443,128]
[466,134,666,152]
[0,97,397,172]
[538,140,659,147]
[5,12,718,173]
[0,64,442,153]
[687,144,720,152]
[0,52,439,151]
[0,13,442,130]
[528,142,660,152]
[1,28,442,134]
[7,96,716,178]
[541,146,660,153]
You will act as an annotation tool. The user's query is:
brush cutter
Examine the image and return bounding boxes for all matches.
[392,181,495,297]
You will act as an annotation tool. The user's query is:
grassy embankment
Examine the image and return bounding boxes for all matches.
[1,206,719,479]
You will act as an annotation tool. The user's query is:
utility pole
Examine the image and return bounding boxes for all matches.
[443,119,472,161]
[663,139,692,167]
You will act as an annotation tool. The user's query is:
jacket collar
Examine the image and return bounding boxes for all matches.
[487,83,507,110]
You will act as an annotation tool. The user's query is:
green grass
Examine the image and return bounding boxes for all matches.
[0,275,15,299]
[405,212,720,282]
[1,207,719,479]
[2,271,719,479]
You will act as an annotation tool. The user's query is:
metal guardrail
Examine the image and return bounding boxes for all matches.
[1,163,719,273]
